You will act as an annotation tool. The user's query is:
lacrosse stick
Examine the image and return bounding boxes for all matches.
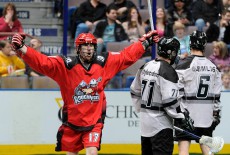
[174,126,224,154]
[147,0,154,30]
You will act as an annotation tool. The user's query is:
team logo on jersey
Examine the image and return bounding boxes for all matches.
[73,77,102,104]
[96,56,105,62]
[66,57,72,63]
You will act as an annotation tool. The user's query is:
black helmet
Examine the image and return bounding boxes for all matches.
[190,30,207,51]
[157,37,180,65]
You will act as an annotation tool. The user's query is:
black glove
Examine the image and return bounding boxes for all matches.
[211,110,221,130]
[139,30,159,49]
[175,109,194,132]
[11,33,26,50]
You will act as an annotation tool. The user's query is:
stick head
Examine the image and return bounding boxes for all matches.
[199,136,224,153]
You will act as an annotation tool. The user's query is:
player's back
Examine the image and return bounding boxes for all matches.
[176,55,222,127]
[141,59,178,107]
[137,59,179,136]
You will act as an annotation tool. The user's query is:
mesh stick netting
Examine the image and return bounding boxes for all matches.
[199,136,224,153]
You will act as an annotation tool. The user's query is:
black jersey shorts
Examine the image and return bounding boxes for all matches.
[141,128,174,155]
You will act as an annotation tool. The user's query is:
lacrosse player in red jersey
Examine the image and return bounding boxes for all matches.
[11,31,159,155]
[175,30,222,155]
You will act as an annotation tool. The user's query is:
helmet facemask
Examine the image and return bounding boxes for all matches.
[77,43,97,63]
[75,33,97,63]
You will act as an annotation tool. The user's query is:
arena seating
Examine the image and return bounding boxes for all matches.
[0,1,65,56]
[106,42,133,52]
[204,43,213,58]
[70,0,148,9]
[121,59,146,87]
[0,0,219,90]
[0,76,29,89]
[31,76,59,89]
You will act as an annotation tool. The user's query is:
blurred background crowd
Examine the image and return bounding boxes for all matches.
[0,0,229,90]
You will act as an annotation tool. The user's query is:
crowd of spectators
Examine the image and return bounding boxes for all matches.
[166,0,193,36]
[69,0,230,89]
[0,2,51,89]
[0,0,229,90]
[206,6,230,43]
[70,0,229,48]
[93,4,128,55]
[0,2,25,79]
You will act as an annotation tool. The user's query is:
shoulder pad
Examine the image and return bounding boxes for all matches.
[176,55,195,70]
[94,52,109,67]
[159,61,178,83]
[60,55,78,70]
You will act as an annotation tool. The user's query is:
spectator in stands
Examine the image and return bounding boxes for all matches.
[166,0,193,37]
[209,41,230,72]
[54,0,63,18]
[156,7,168,37]
[73,0,107,40]
[192,0,223,31]
[122,7,145,43]
[223,0,230,8]
[0,2,23,40]
[221,71,230,90]
[109,0,137,23]
[165,0,194,10]
[173,21,190,60]
[206,8,230,43]
[0,39,25,77]
[145,7,169,37]
[222,7,230,45]
[93,4,128,54]
[25,38,49,77]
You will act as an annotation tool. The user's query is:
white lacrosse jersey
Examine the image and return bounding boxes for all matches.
[176,55,222,128]
[130,59,185,137]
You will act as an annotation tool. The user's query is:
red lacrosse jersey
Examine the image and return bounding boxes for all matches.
[21,42,145,129]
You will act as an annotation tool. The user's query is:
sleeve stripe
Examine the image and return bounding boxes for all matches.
[182,96,217,100]
[162,99,178,108]
[141,104,165,111]
[130,91,141,97]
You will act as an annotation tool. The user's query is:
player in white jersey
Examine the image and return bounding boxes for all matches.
[130,37,194,155]
[175,30,222,155]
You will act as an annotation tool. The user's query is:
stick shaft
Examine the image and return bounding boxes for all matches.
[147,0,154,30]
[174,126,201,140]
